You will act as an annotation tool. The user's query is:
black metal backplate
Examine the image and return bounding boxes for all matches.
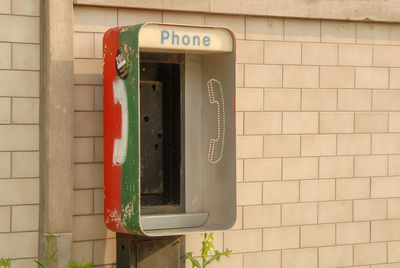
[139,56,182,208]
[117,233,185,268]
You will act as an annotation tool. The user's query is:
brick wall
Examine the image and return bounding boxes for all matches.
[0,0,40,267]
[73,5,400,268]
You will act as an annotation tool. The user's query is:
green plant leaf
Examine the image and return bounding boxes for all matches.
[49,249,58,260]
[0,257,10,268]
[35,232,57,268]
[185,252,201,268]
[34,260,47,268]
[204,248,232,267]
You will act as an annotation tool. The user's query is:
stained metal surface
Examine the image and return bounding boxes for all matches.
[140,81,164,195]
[117,233,185,268]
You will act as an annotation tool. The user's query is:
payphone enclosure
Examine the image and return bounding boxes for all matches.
[103,23,236,236]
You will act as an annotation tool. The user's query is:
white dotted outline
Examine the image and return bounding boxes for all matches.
[207,78,225,164]
[112,78,129,166]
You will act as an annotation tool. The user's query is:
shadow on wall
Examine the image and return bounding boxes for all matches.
[73,66,116,266]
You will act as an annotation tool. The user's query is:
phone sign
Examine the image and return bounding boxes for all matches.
[139,24,233,52]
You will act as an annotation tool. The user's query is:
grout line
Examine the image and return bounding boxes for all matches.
[262,40,265,65]
[242,205,244,230]
[369,175,372,199]
[10,151,13,178]
[116,7,119,27]
[386,241,389,263]
[369,221,371,243]
[9,97,12,124]
[334,221,337,246]
[91,239,95,263]
[298,225,301,249]
[92,32,95,59]
[355,22,358,44]
[10,42,13,69]
[319,20,322,43]
[244,15,247,42]
[300,42,303,65]
[386,198,389,220]
[337,43,339,65]
[387,154,390,177]
[9,205,12,232]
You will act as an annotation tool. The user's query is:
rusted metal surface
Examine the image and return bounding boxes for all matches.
[117,233,185,268]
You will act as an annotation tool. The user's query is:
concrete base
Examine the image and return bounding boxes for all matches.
[40,0,74,266]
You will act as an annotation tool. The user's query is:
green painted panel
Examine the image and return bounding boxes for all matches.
[119,24,144,234]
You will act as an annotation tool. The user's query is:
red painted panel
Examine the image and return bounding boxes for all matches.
[103,27,126,233]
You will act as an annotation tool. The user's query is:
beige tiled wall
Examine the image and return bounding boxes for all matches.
[0,0,40,267]
[73,5,400,267]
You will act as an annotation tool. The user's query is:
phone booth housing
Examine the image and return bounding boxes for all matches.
[103,23,236,236]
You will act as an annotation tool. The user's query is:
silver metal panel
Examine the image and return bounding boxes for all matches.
[141,212,209,230]
[185,54,204,213]
[140,30,236,236]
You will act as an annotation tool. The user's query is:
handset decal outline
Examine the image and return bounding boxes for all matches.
[207,79,225,164]
[112,78,128,166]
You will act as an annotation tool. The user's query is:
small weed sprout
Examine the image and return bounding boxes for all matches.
[65,259,93,268]
[186,233,231,268]
[0,258,10,268]
[34,233,93,268]
[35,234,58,268]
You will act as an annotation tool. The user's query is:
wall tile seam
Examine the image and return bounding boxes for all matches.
[262,242,393,251]
[0,124,40,127]
[74,82,103,86]
[0,204,40,208]
[75,16,400,44]
[0,151,39,155]
[0,41,40,47]
[241,60,400,68]
[240,63,395,68]
[0,69,40,73]
[73,212,102,217]
[73,187,104,191]
[6,11,40,18]
[73,161,104,164]
[262,196,396,204]
[8,227,40,233]
[235,220,390,230]
[0,67,40,71]
[248,37,400,46]
[0,230,39,234]
[0,97,41,100]
[0,175,40,179]
[72,237,115,242]
[73,155,397,161]
[2,257,38,261]
[73,110,103,114]
[73,135,104,139]
[204,86,388,90]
